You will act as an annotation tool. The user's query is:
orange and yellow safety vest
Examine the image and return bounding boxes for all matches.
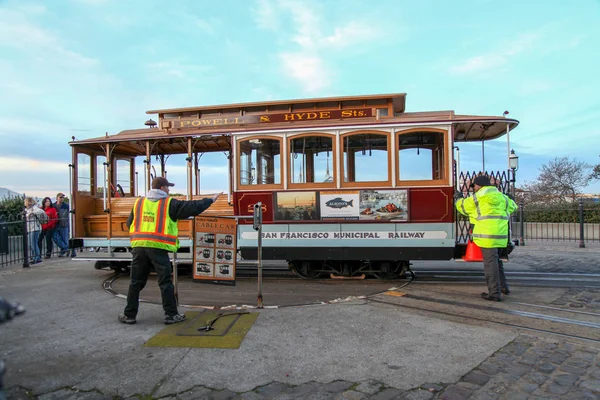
[129,198,179,252]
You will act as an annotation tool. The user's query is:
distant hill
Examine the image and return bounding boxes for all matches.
[0,188,44,204]
[0,187,23,199]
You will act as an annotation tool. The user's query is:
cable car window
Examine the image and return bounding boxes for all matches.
[77,153,91,192]
[342,133,389,183]
[290,135,334,184]
[398,131,444,181]
[96,155,106,196]
[239,138,281,186]
[116,159,131,196]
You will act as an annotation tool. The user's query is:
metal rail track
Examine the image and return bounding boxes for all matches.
[103,266,600,342]
[234,265,600,288]
[370,292,600,344]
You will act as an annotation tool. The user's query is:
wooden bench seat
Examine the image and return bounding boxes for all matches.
[83,195,234,238]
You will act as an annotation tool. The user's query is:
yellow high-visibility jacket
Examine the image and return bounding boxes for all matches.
[456,186,517,248]
[129,198,179,252]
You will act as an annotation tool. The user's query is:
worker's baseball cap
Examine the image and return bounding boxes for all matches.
[470,175,491,188]
[152,177,175,189]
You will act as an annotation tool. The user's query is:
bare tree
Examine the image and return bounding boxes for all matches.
[520,157,592,203]
[590,156,600,181]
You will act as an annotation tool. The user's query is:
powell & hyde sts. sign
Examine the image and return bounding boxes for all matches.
[164,108,374,129]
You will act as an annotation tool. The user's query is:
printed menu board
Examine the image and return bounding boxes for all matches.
[194,216,237,285]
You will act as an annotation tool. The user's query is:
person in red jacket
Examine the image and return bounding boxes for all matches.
[38,197,58,259]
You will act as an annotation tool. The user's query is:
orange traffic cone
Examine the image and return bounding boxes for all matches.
[462,239,483,262]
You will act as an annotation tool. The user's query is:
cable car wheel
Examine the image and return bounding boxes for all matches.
[372,260,409,280]
[288,260,324,279]
[325,260,370,278]
[289,260,411,280]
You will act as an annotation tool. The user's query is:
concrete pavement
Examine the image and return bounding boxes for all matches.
[0,242,599,399]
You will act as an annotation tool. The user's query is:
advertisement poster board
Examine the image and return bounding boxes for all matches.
[320,190,360,220]
[194,216,237,285]
[358,189,409,221]
[274,191,318,221]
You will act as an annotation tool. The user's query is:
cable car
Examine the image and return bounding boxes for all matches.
[68,93,518,278]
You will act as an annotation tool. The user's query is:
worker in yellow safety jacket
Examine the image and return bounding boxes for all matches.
[118,177,221,325]
[455,175,518,302]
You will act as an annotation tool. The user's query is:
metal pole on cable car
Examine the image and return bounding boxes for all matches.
[145,141,151,195]
[227,150,232,204]
[481,141,485,173]
[454,146,460,190]
[194,153,199,196]
[253,202,263,308]
[160,154,166,178]
[103,162,108,212]
[68,162,75,253]
[186,137,192,200]
[504,112,511,175]
[503,115,513,243]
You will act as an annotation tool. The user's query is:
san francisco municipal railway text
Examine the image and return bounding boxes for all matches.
[261,232,426,239]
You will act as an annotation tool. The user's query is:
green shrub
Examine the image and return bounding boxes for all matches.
[521,203,600,223]
[0,195,25,235]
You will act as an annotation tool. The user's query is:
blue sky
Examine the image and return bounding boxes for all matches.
[1,0,599,197]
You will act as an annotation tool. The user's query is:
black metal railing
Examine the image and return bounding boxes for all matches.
[0,214,72,268]
[454,171,599,247]
[455,170,512,243]
[516,199,599,247]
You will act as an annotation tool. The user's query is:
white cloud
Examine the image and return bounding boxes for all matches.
[191,17,216,35]
[449,23,588,76]
[145,61,214,83]
[451,33,539,75]
[253,0,281,31]
[322,21,380,47]
[9,2,47,15]
[280,53,330,92]
[516,80,551,96]
[252,0,385,93]
[0,80,38,97]
[71,0,111,4]
[0,9,98,69]
[251,87,277,100]
[0,156,68,173]
[0,117,71,137]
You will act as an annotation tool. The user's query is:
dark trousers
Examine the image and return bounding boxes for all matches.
[38,229,54,257]
[124,247,178,318]
[481,247,509,298]
[498,255,509,292]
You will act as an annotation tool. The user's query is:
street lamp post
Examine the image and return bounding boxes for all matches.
[509,149,519,245]
[509,149,519,199]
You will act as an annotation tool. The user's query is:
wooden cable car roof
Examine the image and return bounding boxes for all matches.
[146,93,407,115]
[70,132,232,157]
[69,94,519,156]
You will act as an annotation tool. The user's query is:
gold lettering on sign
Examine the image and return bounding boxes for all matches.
[165,108,373,130]
[247,203,268,213]
[264,108,372,123]
[173,116,257,128]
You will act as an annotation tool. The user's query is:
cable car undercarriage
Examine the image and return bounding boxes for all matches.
[288,259,414,281]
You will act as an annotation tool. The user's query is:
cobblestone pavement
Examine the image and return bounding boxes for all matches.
[4,242,599,400]
[6,335,599,400]
[551,288,600,311]
[510,241,600,274]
